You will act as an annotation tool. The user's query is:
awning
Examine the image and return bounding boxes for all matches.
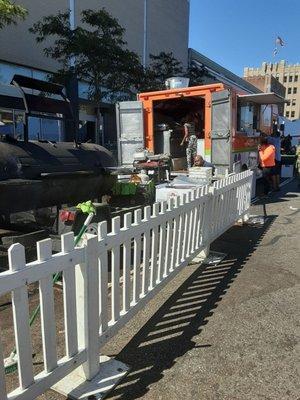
[238,92,288,105]
[10,74,73,118]
[11,74,64,96]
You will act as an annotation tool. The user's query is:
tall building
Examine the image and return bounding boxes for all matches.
[243,75,286,115]
[0,0,190,147]
[244,61,300,120]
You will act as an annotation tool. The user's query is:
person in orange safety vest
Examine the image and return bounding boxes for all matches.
[258,136,276,195]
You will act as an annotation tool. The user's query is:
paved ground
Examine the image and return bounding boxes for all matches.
[1,179,299,400]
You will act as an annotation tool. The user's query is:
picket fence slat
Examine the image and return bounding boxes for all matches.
[122,213,132,312]
[150,203,160,289]
[164,198,174,277]
[176,195,185,267]
[157,202,167,283]
[170,196,180,272]
[133,209,142,304]
[187,191,195,257]
[98,222,108,333]
[8,244,34,390]
[83,235,100,379]
[61,232,78,358]
[111,217,121,322]
[37,239,58,373]
[142,206,151,296]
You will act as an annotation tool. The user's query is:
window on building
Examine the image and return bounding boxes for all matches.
[288,88,292,94]
[295,75,298,82]
[286,111,290,117]
[292,99,296,106]
[28,116,64,141]
[0,62,31,85]
[289,75,293,82]
[275,75,279,80]
[0,109,24,139]
[0,110,14,136]
[291,111,295,118]
[283,75,287,83]
[14,112,24,139]
[293,87,297,94]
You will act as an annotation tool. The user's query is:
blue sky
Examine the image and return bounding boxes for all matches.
[189,0,300,76]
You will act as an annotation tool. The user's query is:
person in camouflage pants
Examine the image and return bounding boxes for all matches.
[186,134,198,168]
[181,113,198,169]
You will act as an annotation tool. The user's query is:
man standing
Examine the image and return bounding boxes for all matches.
[181,113,198,169]
[268,131,281,191]
[259,137,276,196]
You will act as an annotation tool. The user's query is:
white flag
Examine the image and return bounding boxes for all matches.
[275,36,285,46]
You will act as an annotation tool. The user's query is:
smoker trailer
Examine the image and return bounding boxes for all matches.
[0,75,116,250]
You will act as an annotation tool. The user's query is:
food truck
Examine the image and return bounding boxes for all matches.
[116,82,286,177]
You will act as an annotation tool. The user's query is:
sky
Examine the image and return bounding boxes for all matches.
[189,0,300,76]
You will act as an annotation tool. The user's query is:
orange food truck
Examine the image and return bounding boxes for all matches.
[116,81,285,177]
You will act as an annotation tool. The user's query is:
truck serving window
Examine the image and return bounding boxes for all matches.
[237,102,259,134]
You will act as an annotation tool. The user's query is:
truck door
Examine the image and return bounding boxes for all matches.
[211,89,232,175]
[116,101,144,166]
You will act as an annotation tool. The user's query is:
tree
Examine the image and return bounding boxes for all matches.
[138,52,184,92]
[186,64,206,86]
[0,0,27,29]
[30,8,144,104]
[138,52,207,92]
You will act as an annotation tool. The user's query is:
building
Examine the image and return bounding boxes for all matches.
[243,75,286,115]
[0,0,190,148]
[189,49,261,94]
[244,61,300,120]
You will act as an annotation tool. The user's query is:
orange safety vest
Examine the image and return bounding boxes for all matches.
[259,144,275,168]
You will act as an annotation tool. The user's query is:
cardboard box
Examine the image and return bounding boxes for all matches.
[155,185,194,202]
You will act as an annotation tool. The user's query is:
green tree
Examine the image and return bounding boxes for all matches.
[0,0,27,29]
[186,64,206,86]
[30,8,143,104]
[139,52,184,92]
[138,52,207,92]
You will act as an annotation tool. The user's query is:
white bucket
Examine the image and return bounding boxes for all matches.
[165,77,190,89]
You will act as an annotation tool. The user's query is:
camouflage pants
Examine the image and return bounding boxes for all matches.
[186,135,197,168]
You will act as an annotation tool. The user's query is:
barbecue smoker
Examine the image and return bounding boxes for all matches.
[0,75,116,248]
[0,140,115,214]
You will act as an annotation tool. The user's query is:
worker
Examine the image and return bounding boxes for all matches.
[258,136,276,196]
[181,113,198,169]
[193,155,214,169]
[267,131,281,191]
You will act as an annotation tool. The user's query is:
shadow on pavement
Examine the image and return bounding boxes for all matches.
[255,178,299,207]
[107,216,276,399]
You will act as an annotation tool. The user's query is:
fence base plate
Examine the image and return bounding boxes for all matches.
[202,251,227,265]
[52,355,130,400]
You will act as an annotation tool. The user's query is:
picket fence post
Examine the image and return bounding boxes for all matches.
[192,186,213,263]
[75,235,100,380]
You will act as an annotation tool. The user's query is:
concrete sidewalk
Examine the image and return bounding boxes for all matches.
[101,179,299,400]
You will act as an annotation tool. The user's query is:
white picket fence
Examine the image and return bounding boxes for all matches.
[0,170,253,400]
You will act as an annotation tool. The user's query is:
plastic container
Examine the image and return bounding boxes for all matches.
[165,77,190,89]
